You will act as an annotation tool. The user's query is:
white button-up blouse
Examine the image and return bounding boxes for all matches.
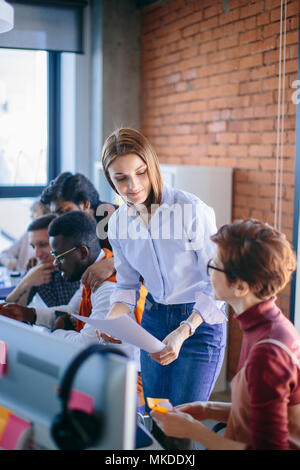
[107,185,227,324]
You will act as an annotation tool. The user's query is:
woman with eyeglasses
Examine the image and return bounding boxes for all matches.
[152,219,300,450]
[100,128,227,408]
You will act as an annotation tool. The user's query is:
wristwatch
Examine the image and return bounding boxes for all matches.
[180,320,195,337]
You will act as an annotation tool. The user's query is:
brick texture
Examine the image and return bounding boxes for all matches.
[141,0,299,380]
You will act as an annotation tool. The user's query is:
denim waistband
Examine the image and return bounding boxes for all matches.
[145,292,195,313]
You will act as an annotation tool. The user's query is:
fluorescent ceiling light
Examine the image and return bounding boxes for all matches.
[0,0,14,33]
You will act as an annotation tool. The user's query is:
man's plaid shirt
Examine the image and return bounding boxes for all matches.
[27,271,80,307]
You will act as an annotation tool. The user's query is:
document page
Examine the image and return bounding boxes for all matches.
[70,313,165,354]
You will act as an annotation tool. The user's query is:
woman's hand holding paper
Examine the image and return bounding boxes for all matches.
[150,327,188,366]
[95,301,130,344]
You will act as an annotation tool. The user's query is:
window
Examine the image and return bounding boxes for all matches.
[0,48,61,245]
[0,49,48,187]
[0,197,35,249]
[0,1,87,255]
[291,64,300,331]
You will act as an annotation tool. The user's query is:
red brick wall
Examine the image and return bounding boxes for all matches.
[140,0,299,380]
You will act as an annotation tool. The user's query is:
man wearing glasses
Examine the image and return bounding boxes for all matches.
[0,212,139,363]
[5,214,80,308]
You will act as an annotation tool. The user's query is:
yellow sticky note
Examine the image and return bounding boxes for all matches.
[0,405,12,440]
[147,397,172,414]
[151,406,168,414]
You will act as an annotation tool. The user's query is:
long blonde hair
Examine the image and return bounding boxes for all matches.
[101,128,163,206]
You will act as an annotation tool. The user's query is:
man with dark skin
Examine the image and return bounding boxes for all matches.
[0,211,144,405]
[6,214,79,308]
[0,212,116,346]
[0,212,139,364]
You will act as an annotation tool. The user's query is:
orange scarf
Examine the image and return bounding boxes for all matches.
[76,249,147,332]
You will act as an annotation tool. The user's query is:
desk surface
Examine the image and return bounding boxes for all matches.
[136,423,163,450]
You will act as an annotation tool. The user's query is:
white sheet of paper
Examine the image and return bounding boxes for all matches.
[70,313,165,354]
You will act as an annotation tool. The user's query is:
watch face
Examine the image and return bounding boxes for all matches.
[180,320,194,336]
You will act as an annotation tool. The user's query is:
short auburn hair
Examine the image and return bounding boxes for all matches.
[211,218,296,299]
[101,128,163,206]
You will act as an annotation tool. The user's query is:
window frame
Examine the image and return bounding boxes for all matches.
[0,49,61,198]
[290,38,300,325]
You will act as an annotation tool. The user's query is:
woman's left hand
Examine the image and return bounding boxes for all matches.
[81,257,115,292]
[149,329,186,366]
[151,409,195,439]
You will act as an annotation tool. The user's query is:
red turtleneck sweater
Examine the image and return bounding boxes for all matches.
[234,298,300,449]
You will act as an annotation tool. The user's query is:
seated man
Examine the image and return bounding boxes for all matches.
[0,211,142,365]
[6,214,80,308]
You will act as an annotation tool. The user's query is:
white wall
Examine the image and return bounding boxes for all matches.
[60,1,141,194]
[101,0,141,141]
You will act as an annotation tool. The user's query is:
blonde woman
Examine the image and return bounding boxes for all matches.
[100,128,227,407]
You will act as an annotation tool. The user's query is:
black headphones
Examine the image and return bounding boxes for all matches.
[51,343,128,450]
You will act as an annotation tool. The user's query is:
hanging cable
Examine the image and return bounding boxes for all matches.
[274,0,283,229]
[274,0,287,230]
[278,0,287,231]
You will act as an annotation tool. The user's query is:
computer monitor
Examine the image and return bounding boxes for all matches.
[0,316,137,450]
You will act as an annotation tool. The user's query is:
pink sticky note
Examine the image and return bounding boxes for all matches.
[68,389,94,415]
[0,414,31,450]
[0,341,7,378]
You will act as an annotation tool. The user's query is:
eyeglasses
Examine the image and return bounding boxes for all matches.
[50,247,78,265]
[206,259,230,277]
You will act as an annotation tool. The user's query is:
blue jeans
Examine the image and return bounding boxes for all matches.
[140,293,226,408]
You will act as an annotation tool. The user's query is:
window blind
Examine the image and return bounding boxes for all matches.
[0,0,88,53]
